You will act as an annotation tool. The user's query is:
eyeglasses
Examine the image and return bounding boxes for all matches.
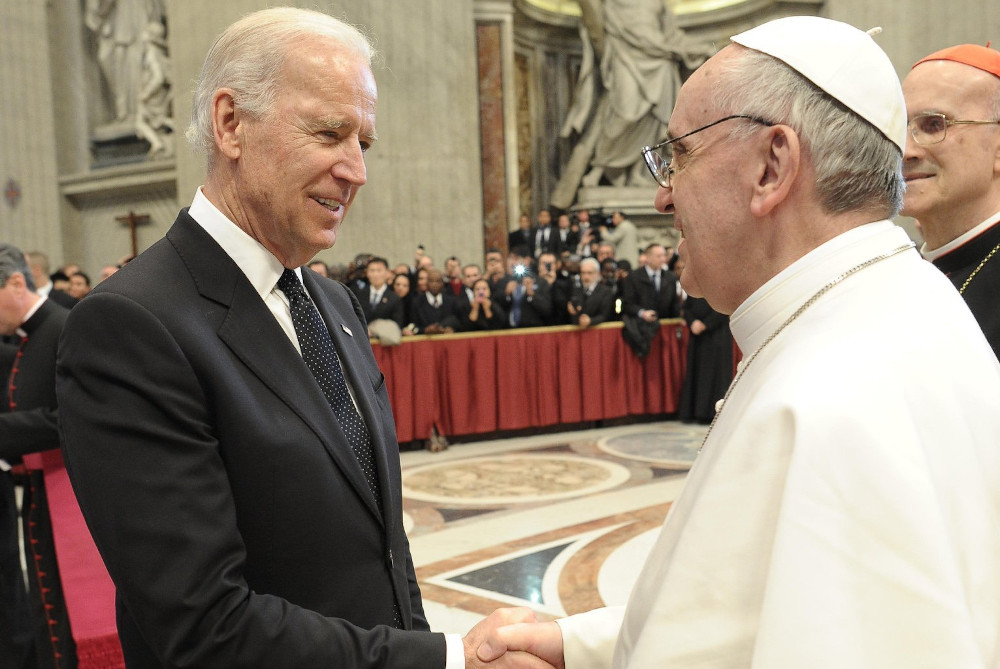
[907,112,1000,146]
[641,114,775,188]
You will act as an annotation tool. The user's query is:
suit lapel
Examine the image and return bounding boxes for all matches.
[167,213,383,524]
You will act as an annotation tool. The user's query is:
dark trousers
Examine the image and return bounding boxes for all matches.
[0,471,36,669]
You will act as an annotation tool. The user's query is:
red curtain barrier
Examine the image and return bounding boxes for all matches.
[372,320,688,442]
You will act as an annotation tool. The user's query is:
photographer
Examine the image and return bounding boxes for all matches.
[459,278,506,331]
[539,252,572,325]
[500,250,552,328]
[600,210,639,266]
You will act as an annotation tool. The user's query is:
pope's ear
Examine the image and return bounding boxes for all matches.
[211,89,243,160]
[749,125,800,218]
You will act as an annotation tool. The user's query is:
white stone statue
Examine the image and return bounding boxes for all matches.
[135,19,173,158]
[551,0,714,208]
[84,0,167,127]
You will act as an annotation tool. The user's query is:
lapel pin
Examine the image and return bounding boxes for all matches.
[341,324,353,336]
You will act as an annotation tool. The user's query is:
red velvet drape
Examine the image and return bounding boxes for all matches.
[373,320,687,442]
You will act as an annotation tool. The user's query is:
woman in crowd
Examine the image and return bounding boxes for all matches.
[460,278,506,331]
[392,273,414,328]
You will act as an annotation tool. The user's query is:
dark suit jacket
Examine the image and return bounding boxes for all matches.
[411,293,460,331]
[46,289,78,311]
[571,283,614,326]
[357,285,405,327]
[499,276,552,328]
[507,228,532,254]
[553,228,580,256]
[622,268,680,319]
[529,225,559,258]
[56,210,443,669]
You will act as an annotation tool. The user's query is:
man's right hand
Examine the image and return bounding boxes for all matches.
[475,620,565,669]
[463,609,559,669]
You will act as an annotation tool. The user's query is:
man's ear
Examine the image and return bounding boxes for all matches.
[6,272,27,294]
[749,125,801,217]
[211,89,243,160]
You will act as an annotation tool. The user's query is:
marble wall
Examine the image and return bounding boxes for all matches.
[1,1,998,273]
[0,3,62,261]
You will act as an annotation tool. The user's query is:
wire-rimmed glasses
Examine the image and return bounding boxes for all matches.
[641,114,775,188]
[907,112,1000,146]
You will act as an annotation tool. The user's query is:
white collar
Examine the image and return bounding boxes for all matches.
[17,296,46,337]
[731,221,908,356]
[188,187,291,299]
[921,211,1000,261]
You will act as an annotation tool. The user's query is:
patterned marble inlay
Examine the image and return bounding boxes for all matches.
[597,427,707,468]
[448,542,571,606]
[402,454,631,505]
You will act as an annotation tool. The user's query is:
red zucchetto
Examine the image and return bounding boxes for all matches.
[913,43,1000,79]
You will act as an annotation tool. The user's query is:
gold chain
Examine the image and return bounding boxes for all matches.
[959,241,1000,295]
[697,242,915,453]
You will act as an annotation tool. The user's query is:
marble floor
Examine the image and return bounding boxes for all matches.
[400,421,707,634]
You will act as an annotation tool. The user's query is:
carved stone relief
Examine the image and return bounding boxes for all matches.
[84,0,172,164]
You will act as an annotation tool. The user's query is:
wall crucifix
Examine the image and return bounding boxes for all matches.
[116,210,150,258]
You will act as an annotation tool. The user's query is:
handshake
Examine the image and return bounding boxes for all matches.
[463,607,565,669]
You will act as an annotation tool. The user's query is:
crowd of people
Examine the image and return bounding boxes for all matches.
[309,232,683,339]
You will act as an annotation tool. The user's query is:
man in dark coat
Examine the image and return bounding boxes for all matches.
[55,8,530,668]
[355,256,405,328]
[0,243,73,669]
[568,258,613,327]
[622,243,680,321]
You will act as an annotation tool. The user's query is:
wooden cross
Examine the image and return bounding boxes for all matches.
[115,211,150,258]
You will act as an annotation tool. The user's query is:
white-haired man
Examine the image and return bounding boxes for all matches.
[478,16,1000,669]
[568,258,613,327]
[57,8,536,669]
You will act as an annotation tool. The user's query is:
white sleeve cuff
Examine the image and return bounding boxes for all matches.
[444,633,464,669]
[556,606,625,669]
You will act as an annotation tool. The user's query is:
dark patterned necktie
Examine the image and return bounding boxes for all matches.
[278,270,402,629]
[277,270,382,511]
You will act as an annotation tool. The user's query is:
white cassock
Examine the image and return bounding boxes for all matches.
[557,221,1000,668]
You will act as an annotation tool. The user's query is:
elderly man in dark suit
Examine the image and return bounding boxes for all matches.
[0,244,73,669]
[568,258,613,327]
[56,8,533,669]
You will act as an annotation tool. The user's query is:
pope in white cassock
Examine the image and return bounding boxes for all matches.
[477,16,1000,669]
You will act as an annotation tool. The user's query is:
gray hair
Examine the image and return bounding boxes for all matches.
[580,257,601,273]
[186,7,375,155]
[0,244,35,292]
[715,48,904,218]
